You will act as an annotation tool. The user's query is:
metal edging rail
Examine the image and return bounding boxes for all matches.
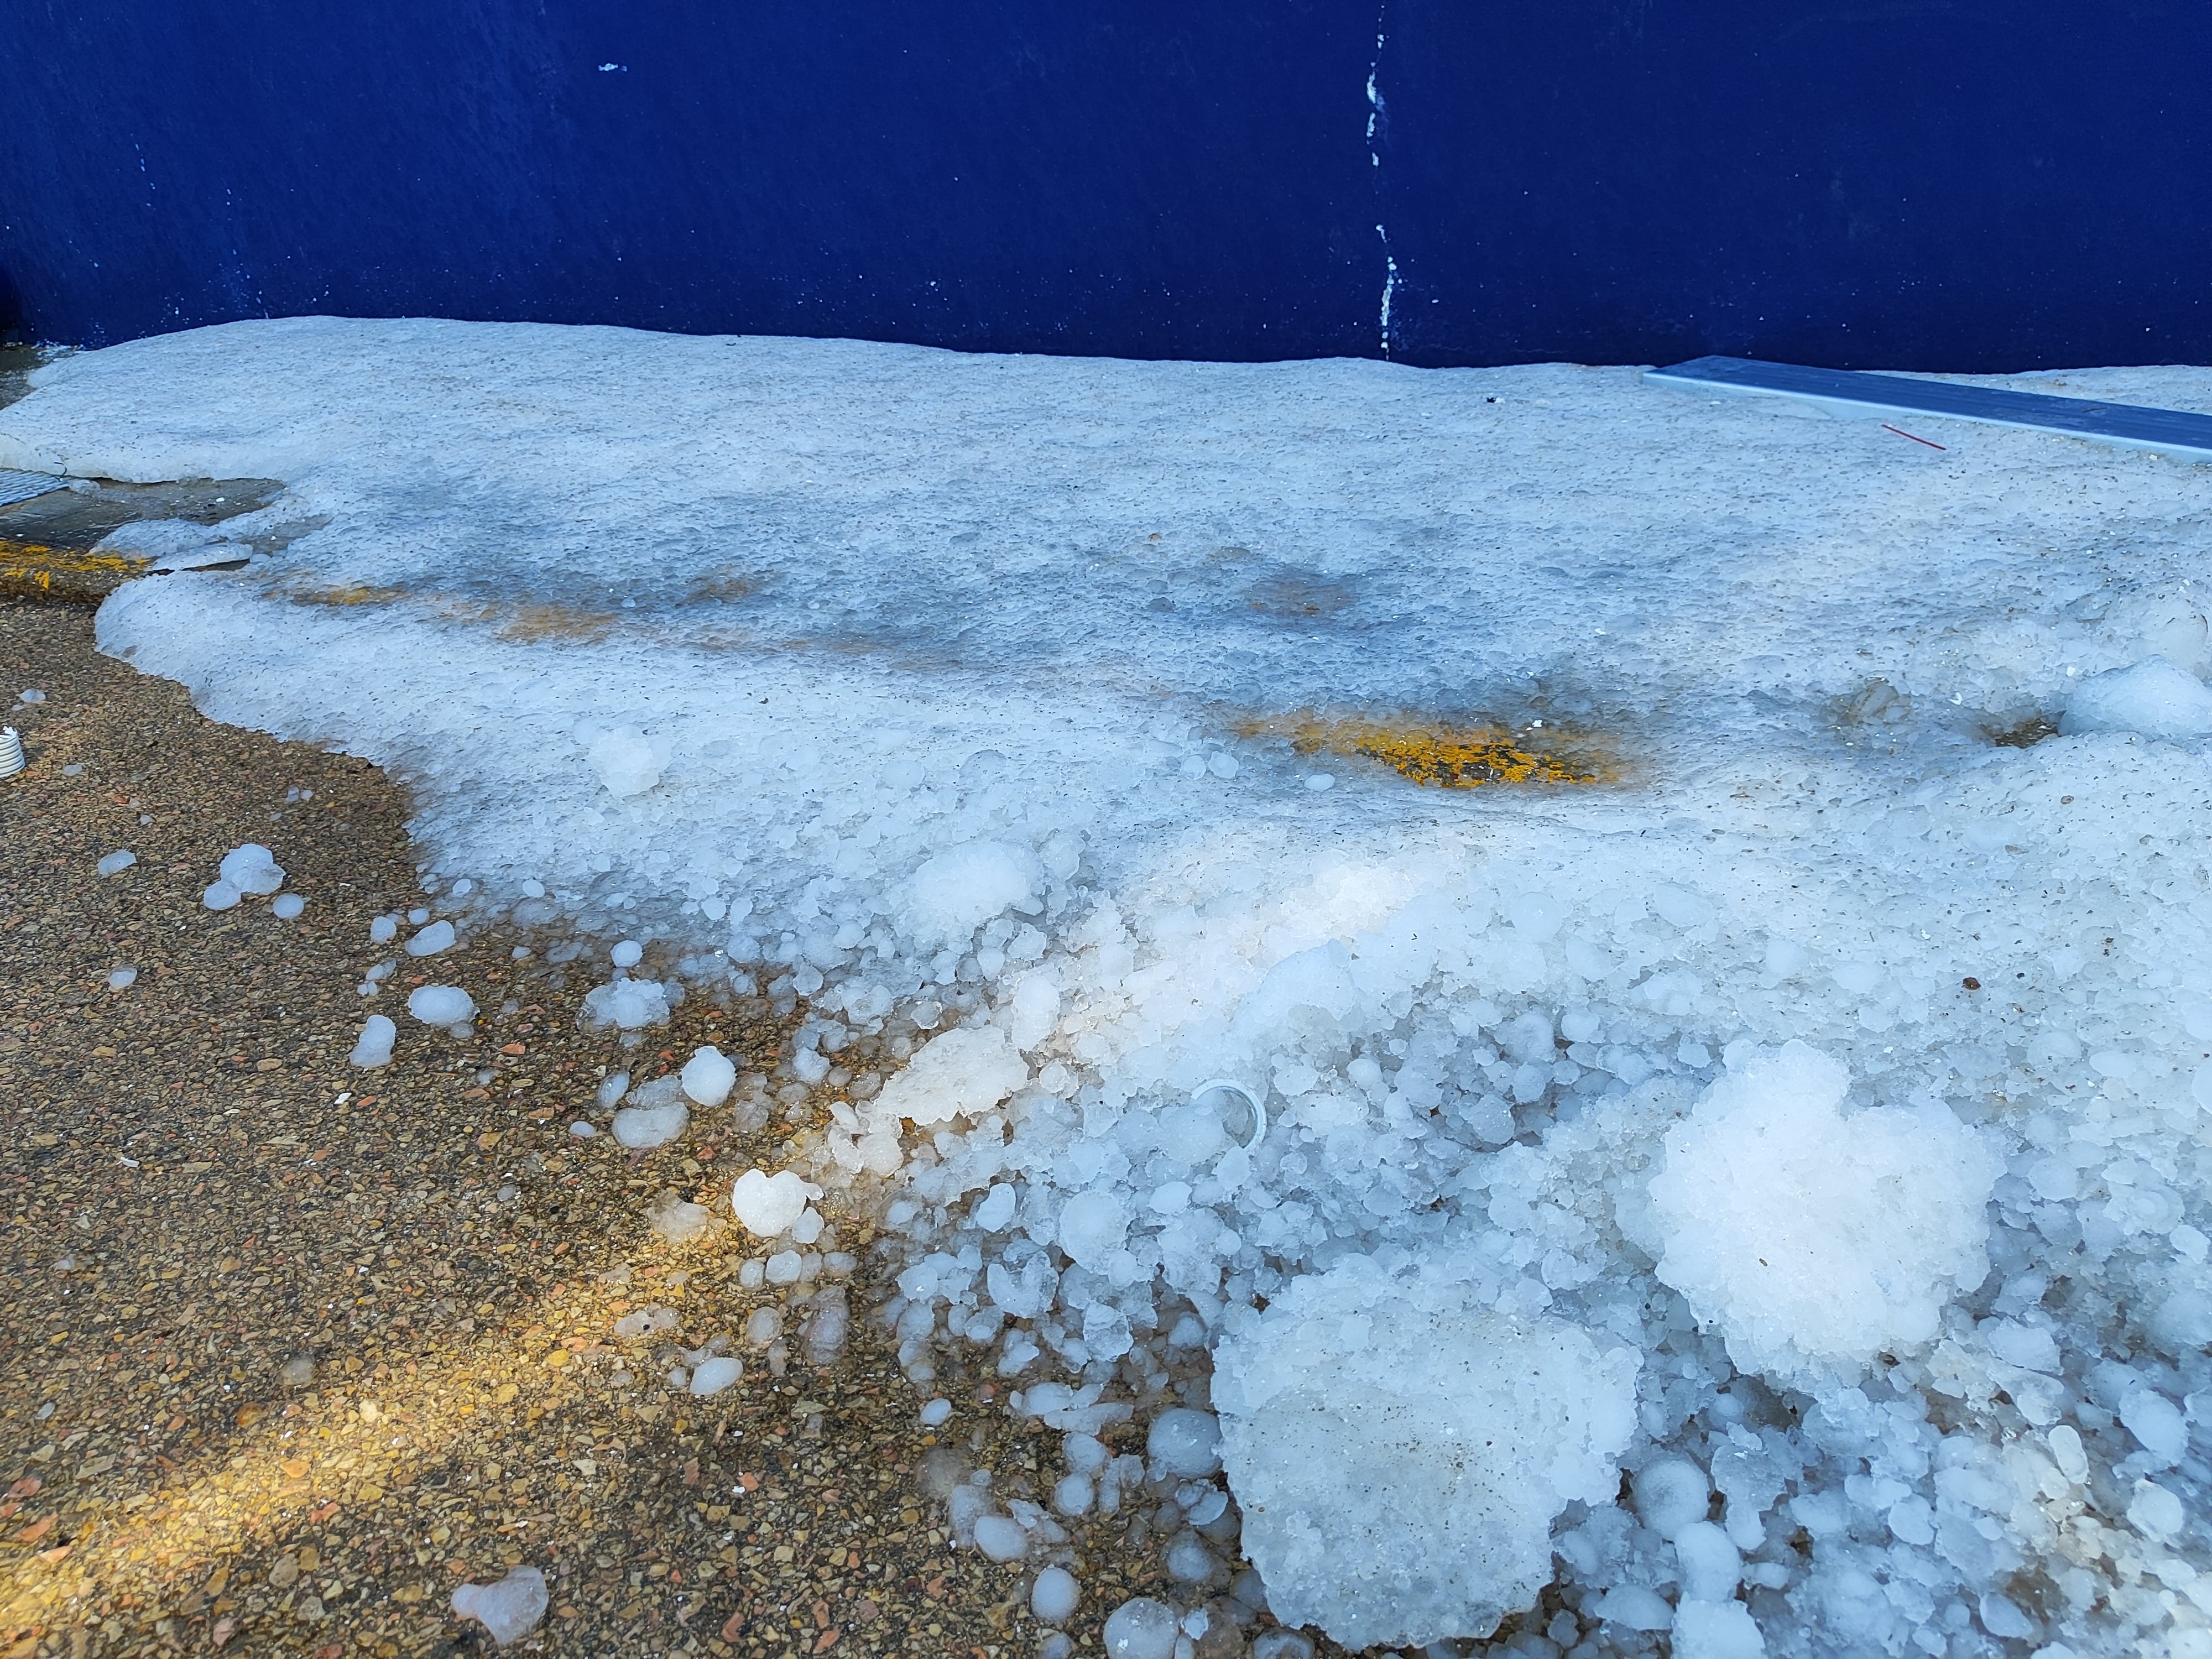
[1645,355,2212,462]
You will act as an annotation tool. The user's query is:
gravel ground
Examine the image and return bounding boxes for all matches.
[0,596,1259,1659]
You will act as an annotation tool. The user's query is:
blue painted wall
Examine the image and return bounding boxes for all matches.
[1,2,2206,369]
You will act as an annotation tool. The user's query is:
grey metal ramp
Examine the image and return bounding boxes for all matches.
[0,469,66,508]
[1645,354,2212,462]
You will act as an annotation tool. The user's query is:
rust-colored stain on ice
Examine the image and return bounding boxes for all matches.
[1238,712,1613,788]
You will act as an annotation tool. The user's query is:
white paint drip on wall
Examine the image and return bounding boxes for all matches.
[1368,23,1396,356]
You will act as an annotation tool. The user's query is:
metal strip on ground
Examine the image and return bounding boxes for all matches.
[0,469,66,508]
[1645,355,2212,462]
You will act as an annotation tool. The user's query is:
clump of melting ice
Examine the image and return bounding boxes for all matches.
[731,1168,818,1237]
[680,1044,736,1106]
[450,1565,546,1646]
[611,1074,688,1148]
[1645,1041,2001,1384]
[646,1189,714,1245]
[581,977,671,1030]
[1214,1257,1639,1648]
[349,1014,396,1067]
[218,842,284,895]
[405,984,474,1028]
[2060,655,2212,741]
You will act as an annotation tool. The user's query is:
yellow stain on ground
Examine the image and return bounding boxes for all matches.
[279,583,623,647]
[1237,711,1613,788]
[281,581,404,608]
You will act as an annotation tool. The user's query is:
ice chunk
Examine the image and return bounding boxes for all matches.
[731,1168,819,1236]
[801,1295,850,1363]
[405,919,455,956]
[1634,1457,1712,1540]
[2128,1479,2184,1540]
[2119,1384,2188,1465]
[647,1191,714,1245]
[1147,1408,1221,1477]
[688,1355,742,1396]
[202,880,241,911]
[270,892,305,919]
[907,840,1041,945]
[2060,656,2212,740]
[612,1305,679,1340]
[919,1397,953,1427]
[368,914,398,945]
[680,1045,737,1107]
[875,1024,1027,1125]
[1102,1597,1179,1659]
[405,985,476,1026]
[973,1514,1027,1562]
[1214,1258,1639,1648]
[1052,1472,1093,1515]
[107,966,138,989]
[1645,1041,2000,1383]
[1055,1190,1129,1269]
[1031,1564,1080,1625]
[1674,1521,1742,1601]
[95,850,135,877]
[450,1565,547,1646]
[1982,1317,2060,1373]
[349,1014,397,1067]
[582,726,667,796]
[581,977,671,1030]
[596,1070,630,1109]
[612,1092,688,1149]
[971,1183,1018,1232]
[1673,1599,1766,1659]
[1595,1587,1675,1631]
[611,938,644,967]
[218,842,284,895]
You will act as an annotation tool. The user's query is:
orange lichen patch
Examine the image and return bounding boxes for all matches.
[0,539,145,576]
[0,539,146,599]
[1238,712,1611,789]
